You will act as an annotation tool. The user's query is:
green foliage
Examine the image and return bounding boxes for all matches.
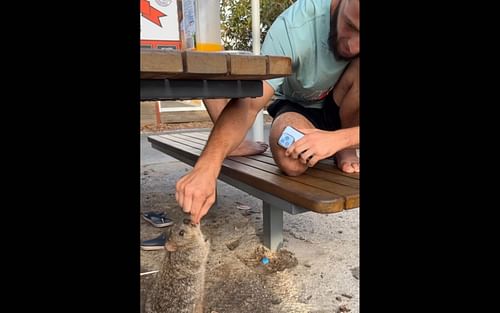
[220,0,296,51]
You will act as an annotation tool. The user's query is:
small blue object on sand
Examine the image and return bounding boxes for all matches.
[261,257,270,265]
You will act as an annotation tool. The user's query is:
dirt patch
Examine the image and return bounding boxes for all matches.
[140,115,273,133]
[140,121,214,133]
[140,165,305,312]
[141,138,359,312]
[238,245,298,274]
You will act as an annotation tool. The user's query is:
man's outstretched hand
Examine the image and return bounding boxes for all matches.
[175,166,218,224]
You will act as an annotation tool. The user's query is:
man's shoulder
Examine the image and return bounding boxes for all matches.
[279,0,330,27]
[264,0,330,55]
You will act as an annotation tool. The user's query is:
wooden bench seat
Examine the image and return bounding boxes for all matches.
[148,131,359,250]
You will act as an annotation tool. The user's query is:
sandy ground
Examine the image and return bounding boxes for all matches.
[140,126,359,313]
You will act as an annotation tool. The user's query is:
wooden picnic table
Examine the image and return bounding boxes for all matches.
[141,48,359,251]
[140,49,292,100]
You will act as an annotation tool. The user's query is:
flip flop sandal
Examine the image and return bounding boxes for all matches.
[140,232,168,251]
[142,211,174,228]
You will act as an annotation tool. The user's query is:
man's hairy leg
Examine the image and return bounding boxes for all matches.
[203,98,268,156]
[332,58,359,173]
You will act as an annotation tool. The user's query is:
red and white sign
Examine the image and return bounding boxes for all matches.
[140,0,181,50]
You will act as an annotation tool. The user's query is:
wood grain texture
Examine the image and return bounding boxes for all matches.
[229,54,267,75]
[183,51,228,74]
[140,49,183,75]
[267,56,292,76]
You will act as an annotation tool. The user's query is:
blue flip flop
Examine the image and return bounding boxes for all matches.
[140,232,168,251]
[142,211,174,228]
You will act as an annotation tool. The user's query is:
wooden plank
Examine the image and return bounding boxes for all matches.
[140,50,292,80]
[246,154,359,189]
[230,156,359,209]
[150,134,346,213]
[183,51,228,74]
[140,49,183,76]
[217,160,344,213]
[258,149,359,180]
[229,54,267,75]
[267,56,293,76]
[183,131,209,137]
[170,133,359,208]
[185,131,210,140]
[312,163,359,179]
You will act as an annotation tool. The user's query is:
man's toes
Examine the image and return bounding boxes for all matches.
[341,162,355,173]
[352,162,360,172]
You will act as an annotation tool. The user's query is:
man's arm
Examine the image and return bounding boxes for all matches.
[176,82,275,224]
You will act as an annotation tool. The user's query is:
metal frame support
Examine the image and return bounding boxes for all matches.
[263,201,283,251]
[249,0,265,142]
[140,79,263,101]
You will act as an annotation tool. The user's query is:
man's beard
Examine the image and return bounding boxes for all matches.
[328,2,357,62]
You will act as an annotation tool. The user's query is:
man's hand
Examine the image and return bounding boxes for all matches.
[175,166,218,224]
[174,82,275,224]
[285,128,338,167]
[285,127,359,168]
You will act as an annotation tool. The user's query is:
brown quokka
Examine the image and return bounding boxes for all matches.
[146,218,210,313]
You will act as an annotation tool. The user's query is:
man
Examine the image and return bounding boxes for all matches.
[177,0,359,224]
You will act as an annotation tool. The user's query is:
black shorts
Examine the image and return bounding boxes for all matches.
[267,96,341,131]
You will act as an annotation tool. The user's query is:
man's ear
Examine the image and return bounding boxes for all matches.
[165,241,177,252]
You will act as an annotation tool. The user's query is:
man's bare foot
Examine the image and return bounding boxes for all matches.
[335,148,360,173]
[228,140,268,157]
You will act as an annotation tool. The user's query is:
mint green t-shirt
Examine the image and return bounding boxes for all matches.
[261,0,349,109]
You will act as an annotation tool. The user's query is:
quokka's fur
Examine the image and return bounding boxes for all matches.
[146,219,210,313]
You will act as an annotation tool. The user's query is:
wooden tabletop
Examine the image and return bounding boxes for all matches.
[141,49,292,80]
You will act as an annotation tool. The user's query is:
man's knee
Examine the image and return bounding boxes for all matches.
[279,159,308,176]
[269,114,312,176]
[270,140,308,176]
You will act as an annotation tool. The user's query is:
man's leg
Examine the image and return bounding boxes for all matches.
[203,98,268,156]
[332,58,359,173]
[269,111,316,176]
